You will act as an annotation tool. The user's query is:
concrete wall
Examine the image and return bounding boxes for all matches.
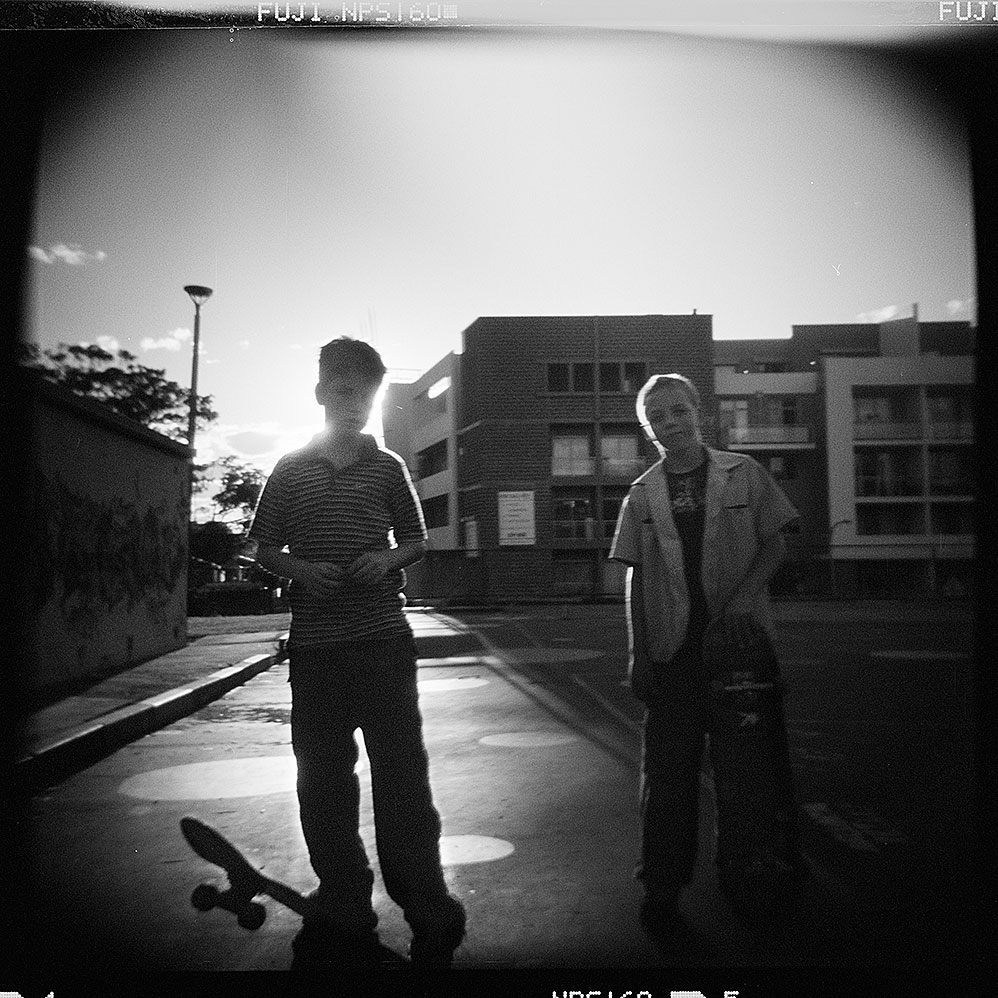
[26,379,191,701]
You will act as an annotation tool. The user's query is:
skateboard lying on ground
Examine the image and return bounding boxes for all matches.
[180,816,312,930]
[702,615,807,920]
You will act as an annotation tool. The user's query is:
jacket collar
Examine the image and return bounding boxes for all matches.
[633,445,741,485]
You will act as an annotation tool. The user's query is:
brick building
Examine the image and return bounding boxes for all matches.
[383,313,715,601]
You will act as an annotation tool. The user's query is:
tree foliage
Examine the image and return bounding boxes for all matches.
[189,519,241,568]
[211,455,265,520]
[20,341,217,443]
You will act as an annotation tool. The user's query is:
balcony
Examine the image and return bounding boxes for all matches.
[552,458,596,477]
[853,421,922,440]
[928,421,973,441]
[855,474,922,498]
[601,457,648,478]
[928,476,975,497]
[552,518,600,541]
[725,425,811,445]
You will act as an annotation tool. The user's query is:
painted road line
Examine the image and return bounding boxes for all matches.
[417,655,489,667]
[571,674,641,734]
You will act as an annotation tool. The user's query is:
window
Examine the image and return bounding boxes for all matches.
[719,399,749,442]
[623,362,647,393]
[929,449,973,496]
[422,494,449,529]
[854,396,891,424]
[552,432,594,475]
[599,363,622,393]
[601,431,644,477]
[572,363,595,393]
[856,505,924,536]
[551,491,597,540]
[416,440,448,479]
[547,363,570,392]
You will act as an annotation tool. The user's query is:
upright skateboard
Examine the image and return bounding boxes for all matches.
[180,816,408,968]
[702,616,806,920]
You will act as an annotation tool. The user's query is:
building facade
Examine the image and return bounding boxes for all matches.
[714,312,975,597]
[383,314,715,601]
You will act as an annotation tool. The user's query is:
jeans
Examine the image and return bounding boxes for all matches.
[637,635,710,894]
[289,636,452,932]
[638,630,804,897]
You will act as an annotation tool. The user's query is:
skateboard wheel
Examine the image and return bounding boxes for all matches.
[237,902,266,930]
[191,883,220,911]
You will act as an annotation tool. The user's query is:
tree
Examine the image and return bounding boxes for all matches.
[20,341,217,443]
[189,519,241,568]
[211,455,265,521]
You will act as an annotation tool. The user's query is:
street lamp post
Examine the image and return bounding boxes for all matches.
[183,284,213,451]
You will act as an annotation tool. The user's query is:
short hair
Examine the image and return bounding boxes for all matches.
[318,337,387,388]
[636,373,700,425]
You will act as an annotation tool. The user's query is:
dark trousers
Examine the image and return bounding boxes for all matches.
[289,636,451,932]
[637,638,711,894]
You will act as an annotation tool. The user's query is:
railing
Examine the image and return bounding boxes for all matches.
[928,421,973,440]
[601,457,648,478]
[725,425,811,444]
[552,459,596,476]
[855,475,923,498]
[928,477,975,497]
[552,518,599,541]
[853,421,922,440]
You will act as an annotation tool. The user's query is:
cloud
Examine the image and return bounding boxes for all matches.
[28,243,107,266]
[856,305,899,323]
[141,327,193,352]
[946,298,975,316]
[226,430,282,456]
[96,335,120,352]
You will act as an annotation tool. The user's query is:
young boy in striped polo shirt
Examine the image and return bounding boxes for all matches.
[248,337,465,969]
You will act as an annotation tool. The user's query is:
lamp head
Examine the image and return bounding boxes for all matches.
[184,285,213,307]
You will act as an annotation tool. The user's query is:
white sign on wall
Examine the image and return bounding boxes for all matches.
[497,490,535,546]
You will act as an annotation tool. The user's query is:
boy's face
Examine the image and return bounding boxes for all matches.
[643,383,702,452]
[315,369,380,436]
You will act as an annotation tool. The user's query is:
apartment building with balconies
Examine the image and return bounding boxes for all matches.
[715,312,975,597]
[383,313,714,601]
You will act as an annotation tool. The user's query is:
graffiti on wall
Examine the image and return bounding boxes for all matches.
[29,466,187,640]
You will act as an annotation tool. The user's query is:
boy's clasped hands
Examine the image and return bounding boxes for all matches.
[298,551,397,597]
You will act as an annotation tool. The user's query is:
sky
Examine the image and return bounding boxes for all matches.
[24,13,976,497]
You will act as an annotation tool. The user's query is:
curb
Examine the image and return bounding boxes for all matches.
[17,646,287,793]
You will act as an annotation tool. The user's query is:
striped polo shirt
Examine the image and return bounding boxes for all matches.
[248,432,427,648]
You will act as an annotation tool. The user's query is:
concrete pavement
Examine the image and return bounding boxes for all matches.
[16,609,483,791]
[17,600,973,792]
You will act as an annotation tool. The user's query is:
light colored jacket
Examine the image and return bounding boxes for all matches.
[609,448,797,692]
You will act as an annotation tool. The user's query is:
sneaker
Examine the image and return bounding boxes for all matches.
[292,918,389,971]
[408,895,466,969]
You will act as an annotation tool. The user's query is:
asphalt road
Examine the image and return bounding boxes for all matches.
[14,603,981,983]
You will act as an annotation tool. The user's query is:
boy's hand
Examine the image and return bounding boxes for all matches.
[347,550,396,586]
[297,562,347,599]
